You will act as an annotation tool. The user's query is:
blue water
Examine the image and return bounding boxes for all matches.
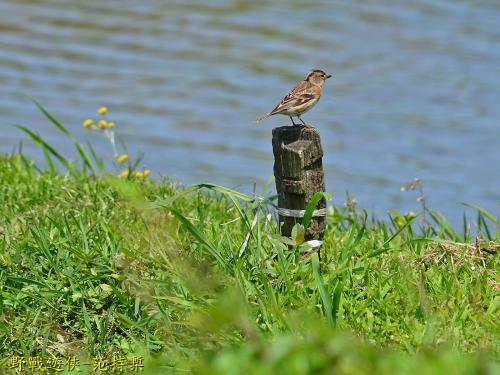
[1,0,499,226]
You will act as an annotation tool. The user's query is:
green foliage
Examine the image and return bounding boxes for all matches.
[0,103,498,373]
[194,327,496,375]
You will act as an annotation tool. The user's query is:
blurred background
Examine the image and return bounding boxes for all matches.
[1,0,499,224]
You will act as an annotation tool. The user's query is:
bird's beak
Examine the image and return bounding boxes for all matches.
[326,74,332,79]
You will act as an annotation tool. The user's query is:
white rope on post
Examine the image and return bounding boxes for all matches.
[277,207,327,218]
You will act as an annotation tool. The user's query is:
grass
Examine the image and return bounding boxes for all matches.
[0,103,498,374]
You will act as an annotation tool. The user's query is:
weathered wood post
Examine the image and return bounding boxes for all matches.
[272,126,326,241]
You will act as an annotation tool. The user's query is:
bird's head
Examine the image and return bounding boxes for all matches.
[305,69,332,86]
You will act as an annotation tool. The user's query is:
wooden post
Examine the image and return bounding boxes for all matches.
[272,125,326,240]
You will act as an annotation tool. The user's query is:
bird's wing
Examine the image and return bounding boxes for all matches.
[269,81,319,115]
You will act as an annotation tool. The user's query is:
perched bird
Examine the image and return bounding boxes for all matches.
[256,69,332,126]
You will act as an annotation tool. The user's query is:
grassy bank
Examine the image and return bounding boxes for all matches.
[0,106,498,374]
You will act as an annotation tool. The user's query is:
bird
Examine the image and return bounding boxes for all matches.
[256,69,332,126]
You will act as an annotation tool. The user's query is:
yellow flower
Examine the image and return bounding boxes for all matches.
[117,154,129,163]
[98,119,107,128]
[107,121,115,128]
[83,119,94,128]
[143,169,151,177]
[133,171,144,178]
[120,170,129,177]
[98,106,108,115]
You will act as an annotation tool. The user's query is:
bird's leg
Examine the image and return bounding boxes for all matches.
[298,115,314,128]
[289,116,299,126]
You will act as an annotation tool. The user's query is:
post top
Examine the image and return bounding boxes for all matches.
[272,125,321,140]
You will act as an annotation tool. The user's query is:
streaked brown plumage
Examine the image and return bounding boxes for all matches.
[256,69,332,126]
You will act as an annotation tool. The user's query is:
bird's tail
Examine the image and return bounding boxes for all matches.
[255,112,271,123]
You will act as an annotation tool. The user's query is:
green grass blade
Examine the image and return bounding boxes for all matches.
[366,214,419,258]
[429,211,459,240]
[462,211,470,242]
[31,98,96,173]
[195,183,257,203]
[226,193,253,233]
[31,97,70,136]
[42,146,57,175]
[312,253,334,327]
[74,141,96,174]
[15,124,79,177]
[87,141,106,172]
[462,202,499,226]
[164,206,226,268]
[149,183,263,210]
[478,212,493,240]
[331,279,343,327]
[303,192,332,229]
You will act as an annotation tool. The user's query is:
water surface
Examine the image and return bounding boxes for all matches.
[1,0,499,224]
